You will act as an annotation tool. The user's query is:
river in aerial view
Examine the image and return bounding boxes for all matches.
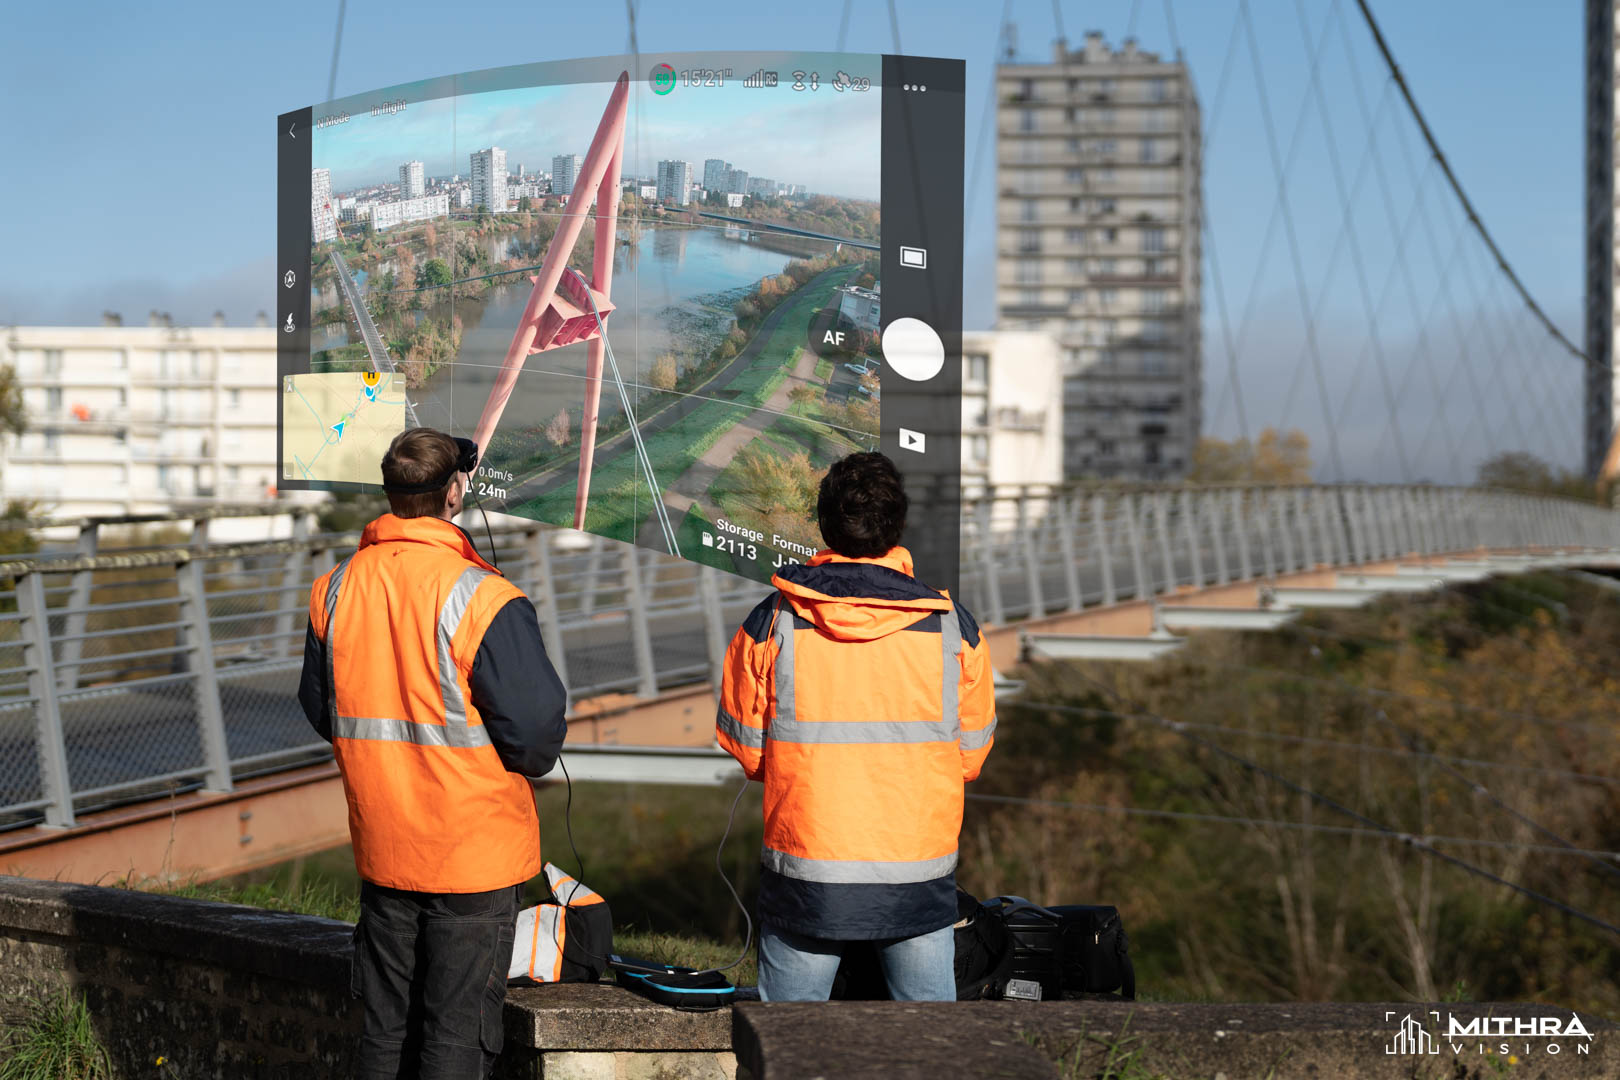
[407,223,824,437]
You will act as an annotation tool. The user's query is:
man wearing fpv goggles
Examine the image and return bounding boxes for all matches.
[299,427,568,1079]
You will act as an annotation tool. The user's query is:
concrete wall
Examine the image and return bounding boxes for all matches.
[0,876,734,1080]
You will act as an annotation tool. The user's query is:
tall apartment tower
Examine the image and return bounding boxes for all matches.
[995,32,1203,481]
[657,160,694,207]
[703,158,730,193]
[399,160,425,199]
[1585,0,1618,476]
[470,147,508,213]
[311,168,335,243]
[552,154,581,196]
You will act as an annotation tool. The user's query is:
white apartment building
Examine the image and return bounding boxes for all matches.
[369,193,450,232]
[835,284,881,333]
[960,330,1064,502]
[727,168,749,195]
[657,160,694,207]
[470,147,508,213]
[399,160,425,199]
[747,177,781,199]
[552,154,581,196]
[703,159,730,193]
[0,320,323,519]
[311,168,336,242]
[996,32,1203,481]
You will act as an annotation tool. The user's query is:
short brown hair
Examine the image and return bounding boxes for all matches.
[816,451,908,558]
[381,429,459,518]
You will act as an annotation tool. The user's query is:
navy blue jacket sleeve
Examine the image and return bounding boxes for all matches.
[470,596,569,779]
[297,623,333,743]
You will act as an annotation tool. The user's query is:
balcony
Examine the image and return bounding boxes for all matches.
[994,407,1048,432]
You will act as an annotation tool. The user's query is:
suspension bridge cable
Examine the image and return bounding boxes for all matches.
[836,0,853,52]
[1379,93,1539,467]
[1015,697,1620,938]
[963,0,1016,249]
[1348,0,1593,372]
[1466,245,1573,468]
[1239,0,1347,480]
[1286,0,1412,480]
[326,0,348,103]
[886,0,903,53]
[965,793,1620,861]
[1125,0,1144,40]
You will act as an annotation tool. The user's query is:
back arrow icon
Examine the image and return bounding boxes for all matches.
[289,124,297,139]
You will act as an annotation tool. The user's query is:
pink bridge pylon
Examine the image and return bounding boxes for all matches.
[470,71,629,531]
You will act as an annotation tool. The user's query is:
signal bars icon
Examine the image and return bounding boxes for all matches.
[743,70,779,88]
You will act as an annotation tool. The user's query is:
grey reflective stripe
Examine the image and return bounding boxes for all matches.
[959,716,997,752]
[323,556,354,727]
[941,603,962,740]
[717,706,764,749]
[770,716,958,744]
[334,714,493,749]
[761,846,959,884]
[437,567,492,726]
[772,595,794,727]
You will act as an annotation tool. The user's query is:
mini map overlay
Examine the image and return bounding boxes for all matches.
[282,371,407,485]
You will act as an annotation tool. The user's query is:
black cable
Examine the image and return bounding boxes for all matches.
[1020,696,1620,939]
[1348,0,1597,373]
[465,469,499,571]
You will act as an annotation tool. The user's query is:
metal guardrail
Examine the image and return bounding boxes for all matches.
[0,484,1613,830]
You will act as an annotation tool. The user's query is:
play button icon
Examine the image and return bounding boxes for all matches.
[898,428,927,454]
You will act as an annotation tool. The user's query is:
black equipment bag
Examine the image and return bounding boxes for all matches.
[987,897,1065,1001]
[1048,904,1135,1000]
[611,956,738,1011]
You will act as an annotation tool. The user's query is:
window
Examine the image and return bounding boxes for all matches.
[1098,78,1115,98]
[157,464,171,492]
[44,430,59,453]
[1101,317,1117,343]
[1145,441,1161,465]
[113,429,126,445]
[1140,138,1157,163]
[1104,227,1118,243]
[1096,140,1117,157]
[1064,107,1077,124]
[1099,198,1117,215]
[1144,257,1163,277]
[1142,351,1171,374]
[1021,199,1038,222]
[1067,137,1081,152]
[43,349,62,375]
[969,435,989,464]
[1066,259,1084,276]
[116,387,127,407]
[1020,109,1036,132]
[1069,196,1082,212]
[1098,440,1117,456]
[1066,168,1084,185]
[1068,289,1086,305]
[1017,259,1041,284]
[966,354,989,385]
[1018,230,1041,253]
[1067,78,1079,93]
[228,388,241,409]
[1142,226,1166,253]
[1150,77,1169,103]
[46,388,62,412]
[1143,289,1168,314]
[1101,109,1115,128]
[1066,228,1085,245]
[159,389,171,417]
[1020,78,1034,99]
[190,350,203,377]
[1019,288,1041,307]
[227,464,241,485]
[1098,258,1117,276]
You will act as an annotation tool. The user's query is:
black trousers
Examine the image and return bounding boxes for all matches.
[352,881,520,1080]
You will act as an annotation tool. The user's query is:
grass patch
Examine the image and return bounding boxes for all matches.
[813,357,833,381]
[0,988,113,1080]
[139,876,361,923]
[612,930,756,987]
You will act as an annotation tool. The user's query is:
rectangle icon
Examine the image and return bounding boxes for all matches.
[899,246,928,269]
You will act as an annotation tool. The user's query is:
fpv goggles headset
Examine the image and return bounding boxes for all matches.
[381,436,478,495]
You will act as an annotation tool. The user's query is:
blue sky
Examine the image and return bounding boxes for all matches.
[0,0,1589,475]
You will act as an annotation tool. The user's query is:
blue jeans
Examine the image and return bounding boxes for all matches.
[757,922,956,1002]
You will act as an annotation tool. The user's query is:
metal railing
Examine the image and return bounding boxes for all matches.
[0,484,1613,830]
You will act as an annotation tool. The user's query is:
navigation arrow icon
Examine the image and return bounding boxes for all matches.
[289,123,297,139]
[331,418,347,440]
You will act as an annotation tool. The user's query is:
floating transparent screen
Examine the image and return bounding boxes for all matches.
[277,52,961,589]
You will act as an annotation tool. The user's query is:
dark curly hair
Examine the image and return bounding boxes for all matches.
[816,452,908,558]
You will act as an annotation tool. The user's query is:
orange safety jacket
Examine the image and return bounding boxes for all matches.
[716,546,996,940]
[305,514,558,893]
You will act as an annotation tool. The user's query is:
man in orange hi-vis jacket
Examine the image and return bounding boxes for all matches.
[716,451,997,1001]
[300,429,567,1079]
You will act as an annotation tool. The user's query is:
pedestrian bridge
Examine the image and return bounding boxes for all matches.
[0,485,1613,884]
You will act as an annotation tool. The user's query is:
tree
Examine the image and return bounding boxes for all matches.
[649,353,678,392]
[415,258,453,290]
[1477,451,1591,502]
[545,407,571,447]
[788,384,818,414]
[424,222,438,252]
[1188,428,1312,485]
[518,195,533,213]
